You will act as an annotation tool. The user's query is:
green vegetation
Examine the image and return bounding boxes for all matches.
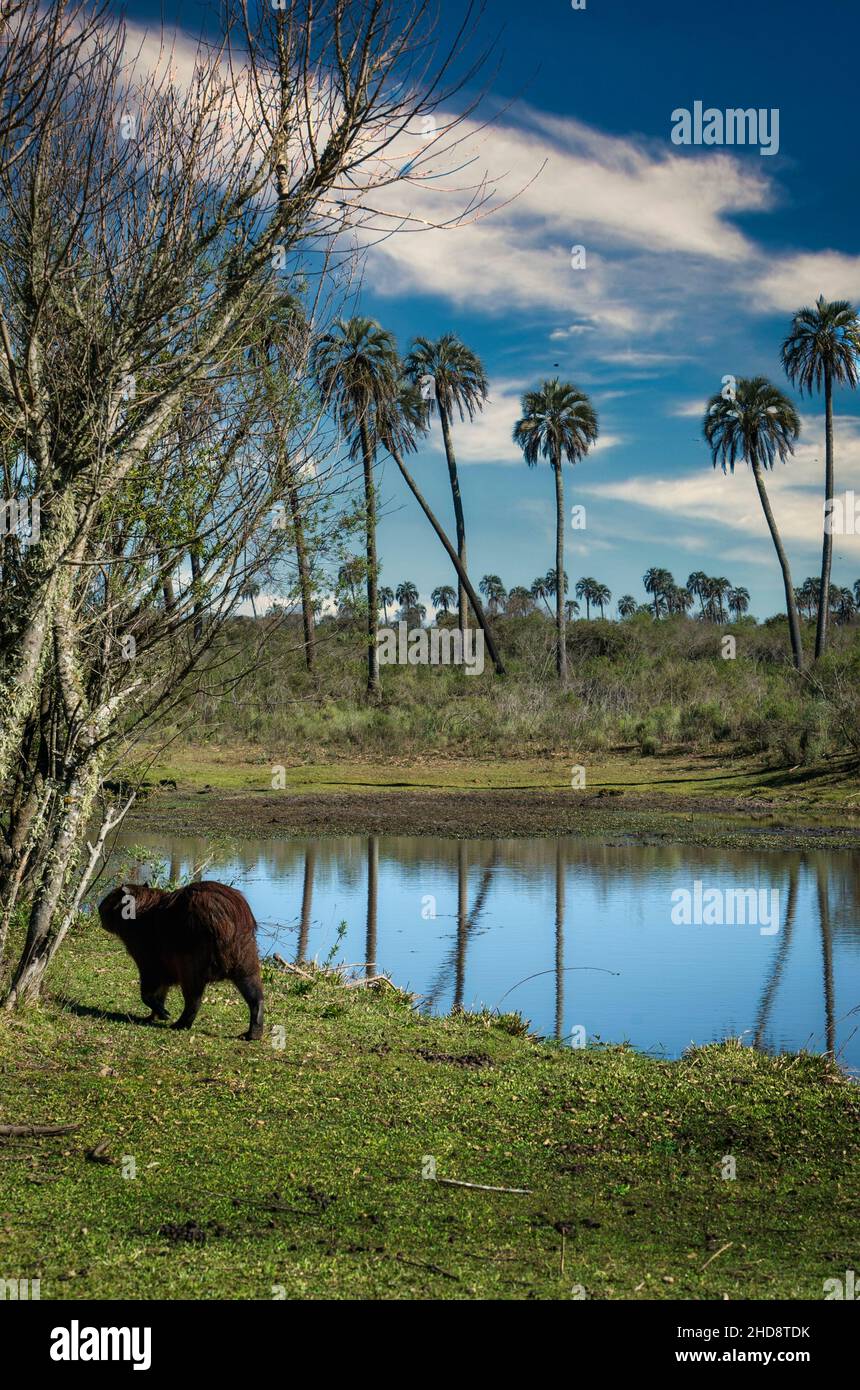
[151,609,860,769]
[1,921,858,1300]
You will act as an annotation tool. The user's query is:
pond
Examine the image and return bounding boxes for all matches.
[113,832,860,1073]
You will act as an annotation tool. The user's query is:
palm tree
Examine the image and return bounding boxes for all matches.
[545,567,569,607]
[479,574,507,616]
[711,576,731,622]
[564,599,580,622]
[687,571,709,616]
[240,581,260,619]
[575,576,594,619]
[795,577,819,620]
[506,586,535,617]
[514,381,598,679]
[592,581,611,618]
[314,318,400,696]
[703,377,804,670]
[781,295,860,658]
[405,335,489,637]
[431,585,456,618]
[643,567,673,620]
[727,586,750,620]
[835,587,856,624]
[378,376,505,674]
[854,578,860,608]
[617,594,637,619]
[531,573,552,615]
[337,557,365,611]
[378,586,395,622]
[668,585,692,615]
[395,580,419,615]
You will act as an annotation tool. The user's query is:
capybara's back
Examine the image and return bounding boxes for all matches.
[98,880,264,1040]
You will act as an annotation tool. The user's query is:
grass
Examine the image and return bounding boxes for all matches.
[1,920,858,1300]
[149,609,860,768]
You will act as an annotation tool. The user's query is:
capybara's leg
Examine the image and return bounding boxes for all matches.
[140,975,170,1022]
[171,984,204,1031]
[233,971,264,1042]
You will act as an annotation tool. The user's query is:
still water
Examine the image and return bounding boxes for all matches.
[114,832,860,1072]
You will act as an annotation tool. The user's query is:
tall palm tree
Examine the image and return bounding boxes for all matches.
[314,317,400,697]
[378,585,395,622]
[592,581,611,618]
[575,576,594,619]
[643,567,673,620]
[703,377,804,670]
[514,380,598,679]
[479,574,507,616]
[710,576,731,622]
[531,573,552,615]
[431,585,456,618]
[378,377,505,674]
[617,594,637,619]
[781,295,860,658]
[395,580,419,615]
[835,587,856,624]
[727,586,750,620]
[507,585,535,617]
[405,335,489,636]
[687,571,709,616]
[240,581,260,619]
[668,584,692,615]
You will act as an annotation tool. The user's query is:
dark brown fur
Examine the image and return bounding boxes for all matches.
[98,881,264,1040]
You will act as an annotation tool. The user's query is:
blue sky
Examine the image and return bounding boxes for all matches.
[125,0,860,617]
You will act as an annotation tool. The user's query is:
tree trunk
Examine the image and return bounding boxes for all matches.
[815,365,834,660]
[390,448,506,675]
[189,547,204,642]
[359,420,380,698]
[555,839,565,1042]
[365,834,378,979]
[553,458,567,680]
[288,479,316,671]
[816,864,835,1056]
[751,462,804,672]
[296,844,316,964]
[3,759,100,1009]
[455,842,467,1011]
[439,404,469,636]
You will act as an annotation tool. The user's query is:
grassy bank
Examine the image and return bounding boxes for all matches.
[1,921,858,1300]
[154,610,860,766]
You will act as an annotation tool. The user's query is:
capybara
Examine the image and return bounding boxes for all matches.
[98,881,264,1040]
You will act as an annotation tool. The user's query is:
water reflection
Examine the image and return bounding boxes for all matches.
[114,832,860,1071]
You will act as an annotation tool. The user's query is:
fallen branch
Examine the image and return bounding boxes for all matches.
[0,1122,83,1138]
[435,1177,532,1195]
[701,1241,733,1271]
[271,954,314,981]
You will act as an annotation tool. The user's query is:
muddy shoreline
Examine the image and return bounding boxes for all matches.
[128,785,860,850]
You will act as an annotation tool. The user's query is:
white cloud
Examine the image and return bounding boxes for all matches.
[752,251,860,314]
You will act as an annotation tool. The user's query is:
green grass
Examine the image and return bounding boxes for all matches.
[150,610,860,768]
[1,920,858,1300]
